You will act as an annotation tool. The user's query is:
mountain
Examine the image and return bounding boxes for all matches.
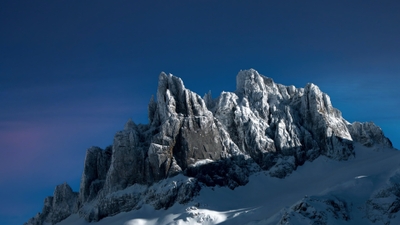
[24,69,397,225]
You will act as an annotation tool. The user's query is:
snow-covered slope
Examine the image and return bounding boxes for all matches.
[55,143,400,225]
[24,69,398,225]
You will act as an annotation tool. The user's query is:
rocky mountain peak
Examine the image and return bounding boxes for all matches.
[348,121,392,149]
[124,118,136,130]
[25,69,395,225]
[25,183,78,225]
[157,72,211,117]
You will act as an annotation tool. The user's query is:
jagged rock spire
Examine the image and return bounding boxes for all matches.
[24,183,78,225]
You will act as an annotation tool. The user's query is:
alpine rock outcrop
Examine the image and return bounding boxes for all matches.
[25,69,393,225]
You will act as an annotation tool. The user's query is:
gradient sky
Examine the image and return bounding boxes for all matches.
[1,1,399,224]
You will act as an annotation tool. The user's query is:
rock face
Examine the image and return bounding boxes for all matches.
[210,69,354,176]
[25,69,395,224]
[78,146,112,206]
[101,74,235,194]
[79,175,201,222]
[277,195,351,225]
[348,121,393,149]
[24,183,78,225]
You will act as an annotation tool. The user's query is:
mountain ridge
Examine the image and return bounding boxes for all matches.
[24,69,394,225]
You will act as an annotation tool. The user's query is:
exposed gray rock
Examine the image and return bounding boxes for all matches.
[186,155,260,189]
[78,146,112,206]
[79,175,200,222]
[348,121,393,149]
[278,195,350,225]
[24,183,78,225]
[102,120,149,193]
[102,72,237,195]
[268,156,297,178]
[150,72,231,170]
[300,83,354,160]
[212,69,354,173]
[26,69,395,225]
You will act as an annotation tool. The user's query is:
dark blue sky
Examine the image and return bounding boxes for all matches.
[1,1,399,224]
